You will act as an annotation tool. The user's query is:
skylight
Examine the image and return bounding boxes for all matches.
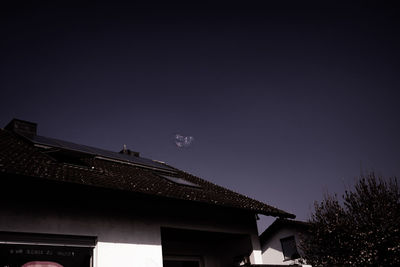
[158,174,202,188]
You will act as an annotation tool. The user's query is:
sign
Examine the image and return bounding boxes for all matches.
[0,244,92,267]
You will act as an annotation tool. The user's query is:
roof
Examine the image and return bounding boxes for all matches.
[259,218,309,244]
[0,119,295,218]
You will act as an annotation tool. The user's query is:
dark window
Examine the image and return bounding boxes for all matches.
[44,149,91,168]
[157,174,202,188]
[0,232,95,267]
[163,260,200,267]
[280,236,300,260]
[0,244,92,267]
[163,256,202,267]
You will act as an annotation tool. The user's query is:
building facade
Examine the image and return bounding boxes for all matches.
[259,219,310,266]
[0,119,294,267]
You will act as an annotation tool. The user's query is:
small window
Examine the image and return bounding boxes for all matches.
[42,149,91,168]
[280,236,300,260]
[164,260,200,267]
[163,256,202,267]
[158,174,202,188]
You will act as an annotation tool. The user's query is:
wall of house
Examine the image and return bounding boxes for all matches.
[161,227,257,267]
[0,201,164,267]
[156,197,263,265]
[0,176,262,267]
[261,227,306,265]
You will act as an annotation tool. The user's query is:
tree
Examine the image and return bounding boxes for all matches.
[300,172,400,266]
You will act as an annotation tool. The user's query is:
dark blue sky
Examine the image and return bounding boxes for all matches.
[1,1,400,231]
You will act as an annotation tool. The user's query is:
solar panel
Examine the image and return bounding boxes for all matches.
[158,174,202,188]
[31,135,176,172]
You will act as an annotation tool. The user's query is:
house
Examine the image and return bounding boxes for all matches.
[0,119,295,267]
[259,219,311,266]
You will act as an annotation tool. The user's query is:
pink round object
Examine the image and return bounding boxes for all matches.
[21,261,63,267]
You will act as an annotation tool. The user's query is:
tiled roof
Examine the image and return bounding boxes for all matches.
[0,128,295,218]
[259,218,309,244]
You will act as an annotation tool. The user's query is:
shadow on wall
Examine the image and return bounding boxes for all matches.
[1,173,257,246]
[161,227,253,267]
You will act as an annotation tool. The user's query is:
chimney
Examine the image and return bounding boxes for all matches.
[119,145,139,157]
[5,118,37,138]
[119,144,140,157]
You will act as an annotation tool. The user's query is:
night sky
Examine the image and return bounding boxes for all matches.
[1,1,400,232]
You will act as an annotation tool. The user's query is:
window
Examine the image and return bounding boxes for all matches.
[0,232,95,267]
[164,260,200,267]
[280,236,300,260]
[157,174,202,188]
[163,256,203,267]
[42,149,91,168]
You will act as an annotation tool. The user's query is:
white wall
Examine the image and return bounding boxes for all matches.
[96,242,161,267]
[0,192,262,267]
[261,227,304,265]
[0,206,164,267]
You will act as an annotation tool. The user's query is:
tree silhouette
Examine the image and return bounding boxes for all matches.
[301,172,400,266]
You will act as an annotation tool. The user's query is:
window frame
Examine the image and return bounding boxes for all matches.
[0,232,96,267]
[279,235,300,261]
[163,255,204,267]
